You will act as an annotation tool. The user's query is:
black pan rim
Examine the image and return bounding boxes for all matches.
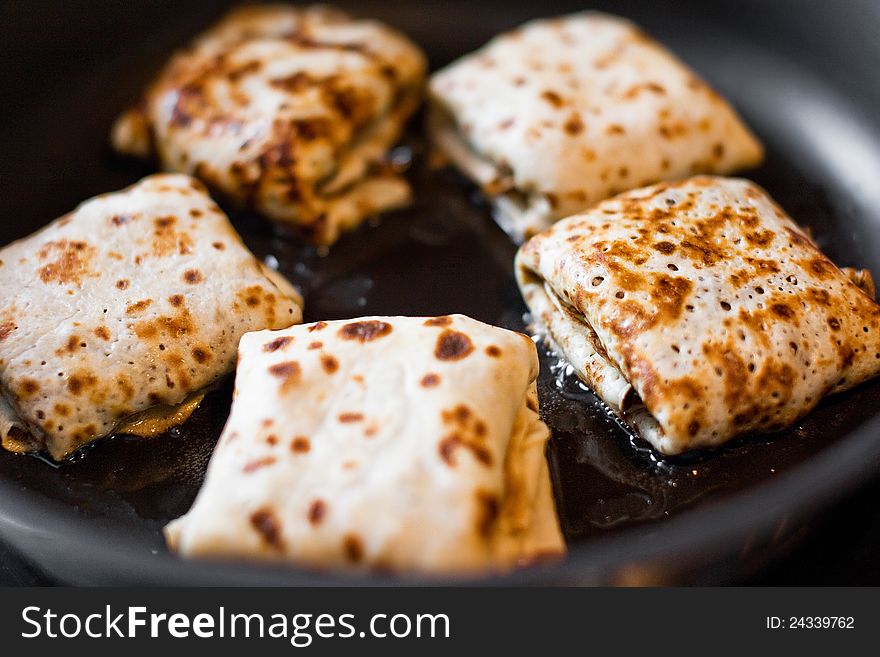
[1,405,877,586]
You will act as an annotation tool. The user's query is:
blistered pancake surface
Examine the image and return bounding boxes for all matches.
[113,4,426,244]
[0,174,302,460]
[517,176,880,453]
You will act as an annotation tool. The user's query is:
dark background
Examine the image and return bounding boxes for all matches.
[4,473,880,584]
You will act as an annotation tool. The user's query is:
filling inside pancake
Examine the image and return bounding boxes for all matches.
[0,391,206,456]
[519,271,664,446]
[427,106,549,240]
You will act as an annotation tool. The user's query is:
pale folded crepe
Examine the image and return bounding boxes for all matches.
[112,4,426,245]
[0,174,303,461]
[428,12,763,240]
[166,314,565,574]
[517,176,880,454]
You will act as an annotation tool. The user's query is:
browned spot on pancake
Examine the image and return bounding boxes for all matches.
[0,321,14,341]
[424,316,452,327]
[805,256,835,279]
[291,436,310,453]
[116,375,135,401]
[308,499,326,526]
[439,435,463,465]
[263,336,292,352]
[606,124,625,136]
[268,361,301,392]
[211,241,224,250]
[37,240,96,285]
[266,434,278,446]
[243,456,277,473]
[624,82,666,98]
[250,508,284,550]
[653,241,676,254]
[324,85,375,128]
[19,378,40,398]
[191,346,211,363]
[677,239,724,267]
[564,113,584,135]
[338,320,392,342]
[238,285,269,308]
[755,362,796,407]
[649,275,693,320]
[605,274,692,342]
[806,288,831,307]
[343,534,364,563]
[69,424,98,444]
[744,229,775,247]
[126,299,153,315]
[111,214,133,226]
[771,302,794,319]
[321,354,339,374]
[475,490,500,538]
[55,334,82,355]
[702,342,751,412]
[133,309,195,340]
[168,294,184,307]
[308,321,327,332]
[441,404,469,423]
[308,341,323,350]
[439,404,492,466]
[421,373,440,387]
[67,371,98,396]
[540,90,564,107]
[225,59,262,82]
[53,403,71,417]
[115,279,129,290]
[338,412,363,423]
[270,71,315,93]
[182,269,203,284]
[93,326,111,341]
[435,330,474,361]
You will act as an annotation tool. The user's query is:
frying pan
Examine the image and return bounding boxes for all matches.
[1,0,879,585]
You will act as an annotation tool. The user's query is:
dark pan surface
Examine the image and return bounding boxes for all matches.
[0,0,879,584]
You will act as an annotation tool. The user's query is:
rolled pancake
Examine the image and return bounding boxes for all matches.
[112,4,426,245]
[0,173,303,460]
[166,315,565,574]
[428,12,763,240]
[517,176,880,454]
